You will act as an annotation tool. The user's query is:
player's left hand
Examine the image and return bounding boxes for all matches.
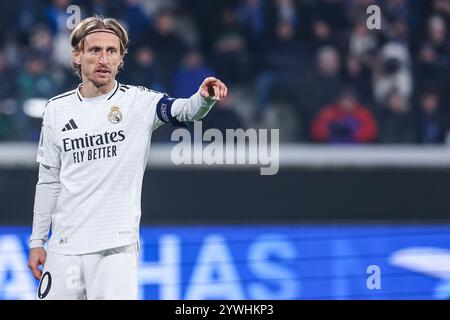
[200,77,228,101]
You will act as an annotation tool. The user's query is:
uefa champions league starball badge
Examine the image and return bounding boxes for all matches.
[108,106,123,124]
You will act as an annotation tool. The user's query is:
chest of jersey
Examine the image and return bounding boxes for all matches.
[53,91,146,167]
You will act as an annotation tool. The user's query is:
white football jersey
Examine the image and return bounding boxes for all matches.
[34,81,215,254]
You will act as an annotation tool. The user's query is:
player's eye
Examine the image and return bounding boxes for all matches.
[108,48,117,54]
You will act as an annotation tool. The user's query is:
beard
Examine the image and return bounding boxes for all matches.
[89,73,115,89]
[91,77,112,88]
[83,66,117,88]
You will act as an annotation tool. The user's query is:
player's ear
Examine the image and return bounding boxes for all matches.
[118,54,124,70]
[72,48,81,65]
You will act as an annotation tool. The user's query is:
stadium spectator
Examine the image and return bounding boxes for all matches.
[426,15,450,59]
[235,0,268,52]
[373,42,413,105]
[44,0,72,35]
[17,55,57,102]
[309,18,335,51]
[309,0,350,51]
[121,46,165,92]
[212,8,250,85]
[310,86,377,143]
[172,49,215,98]
[0,51,18,141]
[414,43,450,104]
[349,18,378,60]
[416,89,450,143]
[0,51,17,103]
[144,9,187,90]
[119,0,153,51]
[432,0,450,23]
[384,0,409,21]
[296,46,342,139]
[17,54,58,140]
[266,0,301,36]
[378,91,416,143]
[382,0,409,43]
[343,54,373,106]
[178,0,229,57]
[254,19,306,121]
[29,26,54,60]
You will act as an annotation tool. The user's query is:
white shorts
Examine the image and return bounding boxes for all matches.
[36,242,139,300]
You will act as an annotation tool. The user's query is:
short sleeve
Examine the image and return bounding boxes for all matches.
[36,106,61,168]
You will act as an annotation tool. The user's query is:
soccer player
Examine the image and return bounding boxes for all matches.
[27,16,228,300]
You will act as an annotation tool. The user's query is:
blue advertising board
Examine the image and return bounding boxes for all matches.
[0,225,449,300]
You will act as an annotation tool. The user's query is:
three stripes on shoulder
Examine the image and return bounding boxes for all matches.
[62,119,78,132]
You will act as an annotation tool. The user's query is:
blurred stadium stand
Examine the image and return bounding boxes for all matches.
[1,0,450,143]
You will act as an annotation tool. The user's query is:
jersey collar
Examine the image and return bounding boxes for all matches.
[76,81,120,102]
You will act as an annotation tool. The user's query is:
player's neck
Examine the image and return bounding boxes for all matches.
[80,80,116,98]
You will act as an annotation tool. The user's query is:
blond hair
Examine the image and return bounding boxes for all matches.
[70,16,129,78]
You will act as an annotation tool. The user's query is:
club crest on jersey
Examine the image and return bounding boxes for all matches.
[108,106,123,124]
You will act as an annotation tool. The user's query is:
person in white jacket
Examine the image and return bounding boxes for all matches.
[28,16,227,300]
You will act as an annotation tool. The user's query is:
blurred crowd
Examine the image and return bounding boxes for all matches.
[0,0,450,144]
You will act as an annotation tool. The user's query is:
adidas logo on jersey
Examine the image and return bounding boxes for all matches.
[62,119,78,132]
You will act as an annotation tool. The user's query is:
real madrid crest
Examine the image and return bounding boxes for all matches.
[108,106,123,124]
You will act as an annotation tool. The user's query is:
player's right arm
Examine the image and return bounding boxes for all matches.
[28,164,61,279]
[28,102,61,280]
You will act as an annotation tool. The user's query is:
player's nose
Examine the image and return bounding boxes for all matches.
[99,52,109,65]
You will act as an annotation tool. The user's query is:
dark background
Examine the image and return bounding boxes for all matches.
[2,166,449,225]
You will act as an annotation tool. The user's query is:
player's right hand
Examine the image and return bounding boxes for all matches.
[28,247,47,280]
